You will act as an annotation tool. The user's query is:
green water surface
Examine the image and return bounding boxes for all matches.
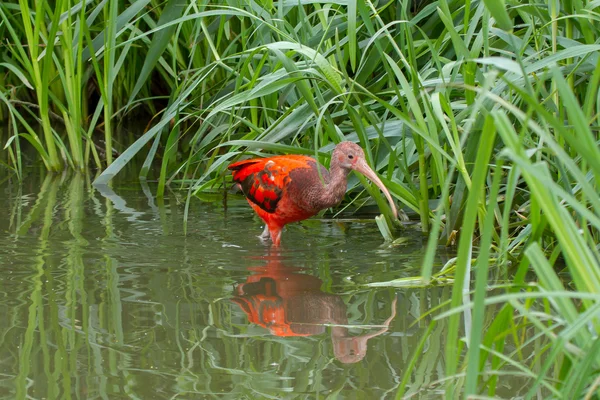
[0,172,502,399]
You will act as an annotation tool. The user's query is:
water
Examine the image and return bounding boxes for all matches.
[0,172,459,399]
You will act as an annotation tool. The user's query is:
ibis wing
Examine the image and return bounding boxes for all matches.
[229,155,313,213]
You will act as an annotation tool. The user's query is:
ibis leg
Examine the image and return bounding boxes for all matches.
[270,226,283,247]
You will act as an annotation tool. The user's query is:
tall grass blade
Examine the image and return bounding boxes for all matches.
[127,0,186,106]
[445,114,496,398]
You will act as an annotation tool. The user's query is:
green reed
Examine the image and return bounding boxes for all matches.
[1,0,600,397]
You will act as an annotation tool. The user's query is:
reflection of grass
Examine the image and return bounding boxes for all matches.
[5,177,435,397]
[0,172,554,399]
[15,174,58,398]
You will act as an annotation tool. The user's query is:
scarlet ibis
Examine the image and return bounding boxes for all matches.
[228,141,398,246]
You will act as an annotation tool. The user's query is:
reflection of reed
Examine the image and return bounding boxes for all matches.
[63,175,90,396]
[232,256,397,363]
[15,174,59,399]
[1,174,505,398]
[6,175,137,399]
[16,174,54,236]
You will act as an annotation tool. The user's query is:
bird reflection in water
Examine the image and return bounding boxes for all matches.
[231,256,397,364]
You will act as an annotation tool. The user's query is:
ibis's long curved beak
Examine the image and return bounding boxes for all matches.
[353,159,398,219]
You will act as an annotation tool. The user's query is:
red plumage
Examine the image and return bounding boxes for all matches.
[229,155,320,246]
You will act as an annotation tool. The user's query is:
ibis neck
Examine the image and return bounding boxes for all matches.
[319,163,350,209]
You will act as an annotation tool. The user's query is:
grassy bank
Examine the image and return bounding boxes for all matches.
[1,0,600,397]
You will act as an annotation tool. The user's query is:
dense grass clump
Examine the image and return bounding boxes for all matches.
[1,0,600,397]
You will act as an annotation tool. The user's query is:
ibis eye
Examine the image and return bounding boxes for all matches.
[348,154,354,160]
